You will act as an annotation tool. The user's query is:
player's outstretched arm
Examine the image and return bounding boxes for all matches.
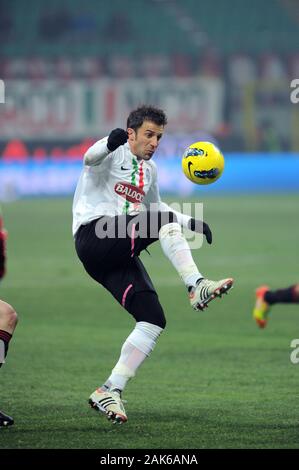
[84,129,128,166]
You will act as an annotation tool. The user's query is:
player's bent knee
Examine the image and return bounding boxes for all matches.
[155,307,166,330]
[128,291,166,330]
[159,318,166,329]
[0,300,18,329]
[137,303,166,330]
[148,315,166,330]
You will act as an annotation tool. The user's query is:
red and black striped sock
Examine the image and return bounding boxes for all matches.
[0,329,12,369]
[264,285,299,305]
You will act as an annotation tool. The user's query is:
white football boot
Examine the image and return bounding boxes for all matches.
[89,388,127,424]
[189,278,234,311]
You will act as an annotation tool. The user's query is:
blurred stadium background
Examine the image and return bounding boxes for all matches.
[1,0,299,197]
[1,0,299,450]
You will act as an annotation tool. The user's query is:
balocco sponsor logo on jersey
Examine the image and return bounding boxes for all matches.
[114,182,145,204]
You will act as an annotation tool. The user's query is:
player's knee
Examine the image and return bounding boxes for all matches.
[152,302,166,329]
[157,315,166,330]
[138,308,166,330]
[129,291,166,329]
[159,219,181,240]
[6,306,18,330]
[0,301,18,329]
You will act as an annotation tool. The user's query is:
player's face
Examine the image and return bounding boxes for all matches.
[128,120,164,160]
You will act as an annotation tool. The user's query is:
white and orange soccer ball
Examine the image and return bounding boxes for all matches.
[182,141,225,185]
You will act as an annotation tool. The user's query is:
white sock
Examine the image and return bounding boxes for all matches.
[106,322,163,391]
[159,222,203,287]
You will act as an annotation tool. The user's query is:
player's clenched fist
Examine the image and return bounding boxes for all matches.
[107,128,128,152]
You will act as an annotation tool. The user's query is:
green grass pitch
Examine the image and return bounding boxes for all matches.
[0,194,299,449]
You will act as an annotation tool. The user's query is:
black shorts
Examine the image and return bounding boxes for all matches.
[75,212,176,328]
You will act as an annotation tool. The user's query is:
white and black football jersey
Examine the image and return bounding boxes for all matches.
[72,137,191,236]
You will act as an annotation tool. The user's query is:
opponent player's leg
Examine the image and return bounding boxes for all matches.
[253,284,299,328]
[0,300,18,362]
[158,221,233,311]
[0,300,18,427]
[0,214,7,279]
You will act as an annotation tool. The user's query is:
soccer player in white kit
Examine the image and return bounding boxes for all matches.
[73,105,233,424]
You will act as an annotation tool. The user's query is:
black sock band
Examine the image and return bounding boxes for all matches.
[264,285,299,305]
[0,330,12,368]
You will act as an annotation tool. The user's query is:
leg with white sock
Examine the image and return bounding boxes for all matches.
[159,222,234,311]
[104,321,163,392]
[89,289,166,424]
[159,222,202,288]
[0,300,18,427]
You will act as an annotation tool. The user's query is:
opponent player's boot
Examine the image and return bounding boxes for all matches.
[0,410,14,427]
[189,277,234,311]
[89,388,127,424]
[253,285,270,328]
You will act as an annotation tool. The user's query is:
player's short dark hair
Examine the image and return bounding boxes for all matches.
[127,105,167,131]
